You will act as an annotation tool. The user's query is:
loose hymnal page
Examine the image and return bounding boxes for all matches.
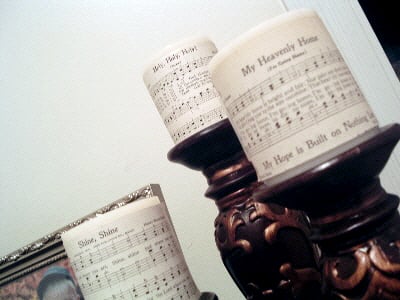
[61,196,200,300]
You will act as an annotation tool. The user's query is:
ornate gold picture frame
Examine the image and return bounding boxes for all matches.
[0,184,162,299]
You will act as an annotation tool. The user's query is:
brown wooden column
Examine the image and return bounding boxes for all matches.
[168,119,321,299]
[254,124,400,299]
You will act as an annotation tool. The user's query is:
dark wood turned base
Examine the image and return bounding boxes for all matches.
[169,120,321,299]
[254,124,400,299]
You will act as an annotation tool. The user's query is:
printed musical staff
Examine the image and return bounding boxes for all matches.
[62,198,200,300]
[144,41,226,144]
[149,55,214,97]
[243,87,364,155]
[80,241,179,295]
[169,281,199,300]
[227,49,342,116]
[71,221,170,272]
[172,106,225,142]
[163,87,220,125]
[225,47,368,156]
[102,263,196,300]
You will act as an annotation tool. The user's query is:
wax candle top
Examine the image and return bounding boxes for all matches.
[208,9,317,73]
[143,36,226,144]
[209,9,379,184]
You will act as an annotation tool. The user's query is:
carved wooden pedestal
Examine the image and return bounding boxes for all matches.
[254,124,400,299]
[168,120,321,299]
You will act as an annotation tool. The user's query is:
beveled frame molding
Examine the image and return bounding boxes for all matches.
[0,184,163,287]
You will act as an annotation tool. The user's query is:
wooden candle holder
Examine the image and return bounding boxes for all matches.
[253,124,400,299]
[168,119,321,299]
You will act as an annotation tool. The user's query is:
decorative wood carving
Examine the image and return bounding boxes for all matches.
[214,190,321,299]
[254,124,400,299]
[168,119,321,299]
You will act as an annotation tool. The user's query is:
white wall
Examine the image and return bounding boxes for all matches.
[1,1,399,299]
[0,1,286,299]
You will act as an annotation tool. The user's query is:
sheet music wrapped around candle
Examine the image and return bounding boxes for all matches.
[61,190,201,300]
[143,37,226,144]
[209,9,379,184]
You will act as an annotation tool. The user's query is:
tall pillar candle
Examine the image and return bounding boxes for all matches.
[143,37,226,144]
[209,9,379,184]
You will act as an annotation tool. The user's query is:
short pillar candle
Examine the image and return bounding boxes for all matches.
[209,9,379,185]
[143,37,226,144]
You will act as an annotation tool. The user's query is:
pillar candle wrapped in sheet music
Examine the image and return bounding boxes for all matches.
[143,37,226,144]
[209,9,379,184]
[61,189,202,300]
[210,9,400,299]
[143,37,321,299]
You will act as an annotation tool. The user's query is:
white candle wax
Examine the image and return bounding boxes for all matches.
[209,9,379,184]
[143,37,226,144]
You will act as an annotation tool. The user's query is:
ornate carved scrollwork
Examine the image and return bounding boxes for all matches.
[253,124,400,299]
[324,236,400,299]
[168,120,321,299]
[215,195,321,299]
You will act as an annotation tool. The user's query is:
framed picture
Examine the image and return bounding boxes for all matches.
[0,184,160,300]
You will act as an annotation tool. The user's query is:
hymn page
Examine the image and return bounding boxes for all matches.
[61,196,200,300]
[209,10,378,182]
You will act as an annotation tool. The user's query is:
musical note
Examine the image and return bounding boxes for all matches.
[172,107,225,142]
[145,45,226,144]
[102,263,193,300]
[227,49,343,117]
[71,221,170,271]
[162,87,220,125]
[80,241,179,295]
[224,46,370,156]
[63,196,200,300]
[149,55,214,98]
